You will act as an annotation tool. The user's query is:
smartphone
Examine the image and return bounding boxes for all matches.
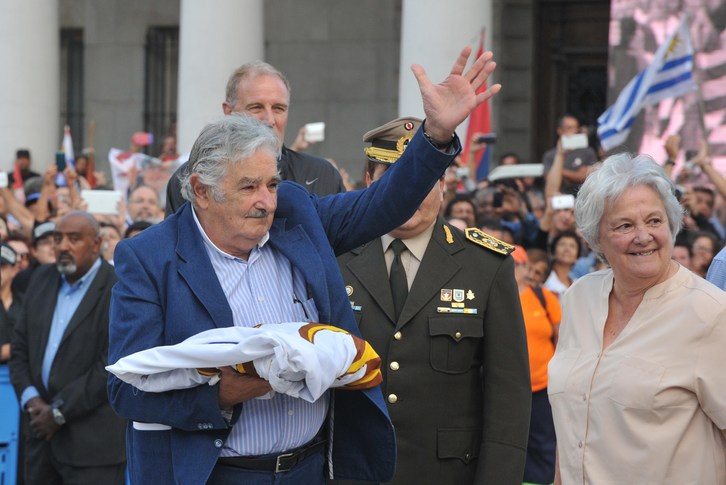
[55,151,66,172]
[493,191,503,209]
[561,133,589,151]
[0,172,7,189]
[132,132,154,147]
[81,190,123,214]
[551,194,575,210]
[476,133,497,144]
[303,122,325,143]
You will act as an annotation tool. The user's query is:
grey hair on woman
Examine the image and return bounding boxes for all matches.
[179,114,279,204]
[575,152,683,260]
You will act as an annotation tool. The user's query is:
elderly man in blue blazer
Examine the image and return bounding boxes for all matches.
[108,46,501,485]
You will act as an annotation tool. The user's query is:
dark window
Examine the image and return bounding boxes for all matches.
[60,29,84,149]
[144,27,179,156]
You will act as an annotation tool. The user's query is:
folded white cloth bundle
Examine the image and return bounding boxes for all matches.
[106,322,382,402]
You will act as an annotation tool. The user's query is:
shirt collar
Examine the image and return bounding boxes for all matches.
[381,221,436,262]
[191,205,270,261]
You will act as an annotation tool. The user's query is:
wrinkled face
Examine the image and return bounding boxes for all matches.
[224,74,289,144]
[53,215,101,283]
[128,186,160,222]
[449,201,476,227]
[598,185,674,286]
[192,149,280,259]
[368,164,444,239]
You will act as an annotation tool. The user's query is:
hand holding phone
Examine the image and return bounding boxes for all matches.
[551,194,575,210]
[55,151,67,172]
[561,134,588,151]
[303,122,325,143]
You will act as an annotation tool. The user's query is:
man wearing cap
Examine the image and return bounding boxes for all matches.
[165,60,345,215]
[336,117,531,485]
[109,46,500,484]
[9,211,126,484]
[12,222,57,296]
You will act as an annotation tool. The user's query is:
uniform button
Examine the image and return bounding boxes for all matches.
[387,394,398,404]
[214,439,224,448]
[197,424,203,430]
[464,452,471,460]
[454,331,462,340]
[389,361,400,371]
[578,441,583,448]
[393,331,402,340]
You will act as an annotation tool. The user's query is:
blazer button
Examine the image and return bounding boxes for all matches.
[389,361,400,371]
[454,331,462,340]
[214,439,224,448]
[197,424,203,430]
[393,331,402,340]
[388,394,398,404]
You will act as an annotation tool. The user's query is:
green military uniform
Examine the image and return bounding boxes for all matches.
[334,116,530,485]
[337,220,530,484]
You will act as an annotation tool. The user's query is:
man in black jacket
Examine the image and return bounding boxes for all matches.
[166,61,344,214]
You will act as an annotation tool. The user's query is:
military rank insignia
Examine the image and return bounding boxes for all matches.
[464,228,515,255]
[438,288,478,314]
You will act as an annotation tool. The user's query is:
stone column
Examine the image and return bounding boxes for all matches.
[0,0,59,169]
[177,0,264,153]
[398,0,493,139]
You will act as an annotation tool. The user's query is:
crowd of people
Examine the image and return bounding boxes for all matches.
[0,42,724,485]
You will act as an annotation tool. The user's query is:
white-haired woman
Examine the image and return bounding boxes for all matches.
[549,153,726,484]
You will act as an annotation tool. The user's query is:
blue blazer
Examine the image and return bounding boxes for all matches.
[108,130,459,485]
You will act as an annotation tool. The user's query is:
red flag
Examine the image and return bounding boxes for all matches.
[461,30,492,179]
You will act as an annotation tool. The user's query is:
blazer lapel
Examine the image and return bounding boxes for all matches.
[396,220,464,330]
[36,270,62,356]
[345,240,397,324]
[175,205,234,328]
[59,260,111,344]
[267,218,330,323]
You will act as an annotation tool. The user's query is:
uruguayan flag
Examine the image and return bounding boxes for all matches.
[598,16,697,151]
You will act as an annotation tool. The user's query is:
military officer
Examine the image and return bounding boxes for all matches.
[336,117,531,485]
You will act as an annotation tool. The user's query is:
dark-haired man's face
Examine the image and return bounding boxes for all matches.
[53,215,101,284]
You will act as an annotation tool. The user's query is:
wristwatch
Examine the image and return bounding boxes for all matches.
[51,399,66,426]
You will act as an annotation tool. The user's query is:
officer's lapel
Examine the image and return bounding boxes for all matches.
[396,221,464,330]
[346,241,397,324]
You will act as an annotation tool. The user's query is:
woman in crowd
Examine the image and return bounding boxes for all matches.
[543,230,580,296]
[512,246,561,485]
[549,153,726,484]
[689,230,720,278]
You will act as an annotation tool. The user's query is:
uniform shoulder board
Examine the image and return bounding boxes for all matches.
[464,228,515,255]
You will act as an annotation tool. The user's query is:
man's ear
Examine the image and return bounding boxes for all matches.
[222,102,233,116]
[190,175,210,209]
[364,171,373,188]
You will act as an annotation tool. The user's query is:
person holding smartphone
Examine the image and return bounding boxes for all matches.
[540,115,598,196]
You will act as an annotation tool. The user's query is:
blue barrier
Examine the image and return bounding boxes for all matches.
[0,365,19,485]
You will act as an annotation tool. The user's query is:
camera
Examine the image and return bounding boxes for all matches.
[476,133,497,144]
[551,194,575,210]
[455,167,469,179]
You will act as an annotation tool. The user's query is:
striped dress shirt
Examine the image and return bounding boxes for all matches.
[192,209,326,456]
